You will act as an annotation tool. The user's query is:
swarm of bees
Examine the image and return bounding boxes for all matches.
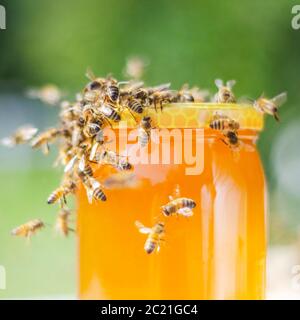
[1,63,287,248]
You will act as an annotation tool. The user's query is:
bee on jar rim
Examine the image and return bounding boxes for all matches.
[11,219,45,239]
[1,125,38,147]
[85,68,106,91]
[47,178,77,206]
[31,128,62,154]
[221,129,241,151]
[98,103,121,122]
[253,92,287,122]
[173,84,195,102]
[214,79,236,103]
[55,208,74,237]
[135,221,165,254]
[161,185,196,217]
[209,113,240,131]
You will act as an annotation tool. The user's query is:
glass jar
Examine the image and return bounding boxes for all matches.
[77,103,266,300]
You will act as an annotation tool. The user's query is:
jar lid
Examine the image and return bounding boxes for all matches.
[118,103,264,130]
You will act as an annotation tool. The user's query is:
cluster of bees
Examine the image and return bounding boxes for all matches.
[1,62,287,252]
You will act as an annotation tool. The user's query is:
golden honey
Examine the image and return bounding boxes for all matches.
[77,104,266,299]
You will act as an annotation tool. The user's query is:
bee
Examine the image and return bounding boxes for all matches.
[104,78,123,103]
[135,221,165,254]
[161,185,196,217]
[89,130,111,161]
[127,98,145,114]
[253,92,287,122]
[78,154,94,177]
[85,68,106,91]
[221,129,241,150]
[79,172,107,203]
[123,56,147,80]
[11,219,45,239]
[55,208,74,237]
[209,113,240,131]
[173,84,195,102]
[83,122,102,138]
[31,128,62,154]
[96,149,132,171]
[138,116,155,147]
[47,178,77,206]
[148,84,173,111]
[214,79,236,103]
[99,103,121,122]
[26,84,62,105]
[1,125,38,147]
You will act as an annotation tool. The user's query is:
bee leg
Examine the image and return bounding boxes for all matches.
[220,138,229,146]
[274,112,280,122]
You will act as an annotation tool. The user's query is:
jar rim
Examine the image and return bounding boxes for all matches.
[118,102,264,131]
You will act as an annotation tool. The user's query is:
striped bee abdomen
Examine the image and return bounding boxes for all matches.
[144,240,156,254]
[107,85,119,102]
[93,188,107,201]
[128,99,144,114]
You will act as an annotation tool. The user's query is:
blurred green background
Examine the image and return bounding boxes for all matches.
[0,0,300,298]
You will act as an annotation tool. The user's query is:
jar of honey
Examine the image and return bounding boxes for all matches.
[77,103,266,299]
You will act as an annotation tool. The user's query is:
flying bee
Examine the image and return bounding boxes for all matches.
[253,92,287,122]
[31,128,62,154]
[96,149,132,171]
[99,103,121,122]
[11,219,45,239]
[26,84,62,105]
[55,208,74,237]
[78,154,94,177]
[135,221,165,254]
[138,116,156,147]
[78,172,107,203]
[161,197,196,217]
[209,113,240,131]
[1,125,38,147]
[161,185,196,217]
[123,56,147,80]
[214,79,236,103]
[47,178,77,206]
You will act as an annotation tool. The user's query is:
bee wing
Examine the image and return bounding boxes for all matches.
[271,92,287,108]
[215,79,223,89]
[17,126,38,140]
[1,137,14,147]
[89,177,101,191]
[100,105,113,117]
[89,142,99,161]
[226,80,236,89]
[78,155,86,172]
[86,188,94,204]
[86,67,95,80]
[64,155,77,173]
[152,83,171,92]
[177,207,194,217]
[135,221,151,234]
